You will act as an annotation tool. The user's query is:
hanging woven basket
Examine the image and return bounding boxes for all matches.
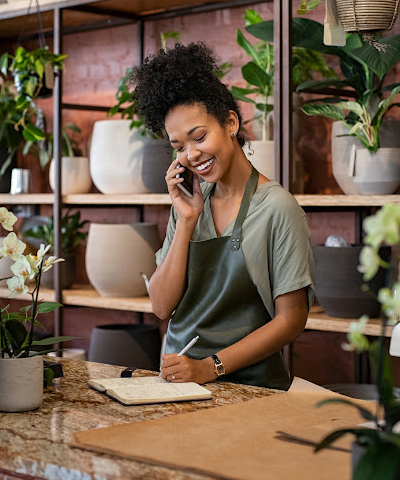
[336,0,400,33]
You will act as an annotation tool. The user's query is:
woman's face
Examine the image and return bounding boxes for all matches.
[165,103,239,183]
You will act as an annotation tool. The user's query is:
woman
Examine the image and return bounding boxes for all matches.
[131,42,314,389]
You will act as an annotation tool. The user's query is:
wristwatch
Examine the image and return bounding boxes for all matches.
[211,354,226,376]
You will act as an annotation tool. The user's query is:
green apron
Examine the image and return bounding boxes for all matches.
[165,166,291,390]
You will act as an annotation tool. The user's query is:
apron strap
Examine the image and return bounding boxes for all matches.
[230,165,259,251]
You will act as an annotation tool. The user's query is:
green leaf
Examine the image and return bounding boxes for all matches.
[315,428,363,452]
[243,8,263,26]
[0,52,9,75]
[31,335,75,346]
[22,123,45,141]
[241,62,270,92]
[237,29,262,65]
[301,103,345,121]
[336,101,364,117]
[296,78,353,93]
[306,0,321,11]
[44,366,54,387]
[36,302,63,314]
[354,442,400,480]
[349,35,400,80]
[4,319,28,352]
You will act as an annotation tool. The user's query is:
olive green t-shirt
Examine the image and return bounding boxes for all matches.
[156,180,315,318]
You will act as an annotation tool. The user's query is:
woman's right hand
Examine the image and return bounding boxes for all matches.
[165,159,204,224]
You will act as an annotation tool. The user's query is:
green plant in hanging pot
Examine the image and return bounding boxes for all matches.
[0,206,74,413]
[1,46,66,100]
[314,203,400,480]
[23,209,89,290]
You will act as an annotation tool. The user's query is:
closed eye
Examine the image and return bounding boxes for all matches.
[195,134,206,143]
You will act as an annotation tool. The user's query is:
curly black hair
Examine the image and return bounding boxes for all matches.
[130,42,245,147]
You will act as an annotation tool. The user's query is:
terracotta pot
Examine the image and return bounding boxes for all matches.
[85,222,160,297]
[49,156,92,194]
[89,324,161,371]
[89,120,171,194]
[0,355,43,412]
[314,245,391,318]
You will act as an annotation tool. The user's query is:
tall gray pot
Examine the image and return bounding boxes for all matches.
[332,120,400,194]
[89,324,162,371]
[314,245,390,318]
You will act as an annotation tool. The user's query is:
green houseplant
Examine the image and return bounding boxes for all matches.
[23,210,89,289]
[0,46,66,187]
[314,203,400,479]
[0,206,73,412]
[250,17,400,194]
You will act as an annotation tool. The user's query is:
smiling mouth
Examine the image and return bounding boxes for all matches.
[195,157,215,172]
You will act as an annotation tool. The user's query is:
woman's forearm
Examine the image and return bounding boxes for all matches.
[149,218,197,320]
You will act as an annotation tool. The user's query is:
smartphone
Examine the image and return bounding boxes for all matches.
[176,164,194,197]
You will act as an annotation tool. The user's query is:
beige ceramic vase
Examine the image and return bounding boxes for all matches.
[0,355,43,412]
[49,156,92,195]
[85,222,160,297]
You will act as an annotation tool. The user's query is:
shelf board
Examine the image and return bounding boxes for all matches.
[0,194,54,205]
[0,286,391,335]
[294,195,400,207]
[1,193,400,207]
[0,285,152,313]
[306,306,393,337]
[63,193,172,205]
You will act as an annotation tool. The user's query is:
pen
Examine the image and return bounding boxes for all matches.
[159,336,200,377]
[177,335,199,356]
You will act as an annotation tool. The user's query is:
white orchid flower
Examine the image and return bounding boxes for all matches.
[378,283,400,324]
[0,207,17,231]
[36,244,51,261]
[11,255,35,280]
[358,246,388,281]
[42,255,65,272]
[7,275,29,297]
[341,316,370,352]
[363,204,400,248]
[0,233,26,260]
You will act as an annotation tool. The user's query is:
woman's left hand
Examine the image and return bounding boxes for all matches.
[160,353,216,384]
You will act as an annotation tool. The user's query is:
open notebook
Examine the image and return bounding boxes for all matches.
[88,376,212,406]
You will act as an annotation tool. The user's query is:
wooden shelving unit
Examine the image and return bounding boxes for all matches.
[1,193,400,207]
[0,284,391,336]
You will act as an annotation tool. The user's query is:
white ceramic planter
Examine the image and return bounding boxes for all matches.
[332,120,400,194]
[49,156,91,194]
[89,120,171,194]
[352,147,400,195]
[243,140,275,180]
[0,355,43,412]
[85,222,160,297]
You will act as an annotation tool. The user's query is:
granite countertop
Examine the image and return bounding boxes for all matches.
[0,358,277,480]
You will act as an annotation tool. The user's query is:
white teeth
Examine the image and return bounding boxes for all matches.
[196,158,215,171]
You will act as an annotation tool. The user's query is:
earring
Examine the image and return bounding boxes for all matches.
[231,132,236,137]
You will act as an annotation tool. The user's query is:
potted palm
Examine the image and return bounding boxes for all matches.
[0,206,73,412]
[23,209,89,290]
[314,204,400,479]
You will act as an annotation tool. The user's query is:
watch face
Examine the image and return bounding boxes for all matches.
[216,364,225,375]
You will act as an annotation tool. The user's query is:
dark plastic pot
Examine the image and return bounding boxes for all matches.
[314,245,391,318]
[88,324,162,371]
